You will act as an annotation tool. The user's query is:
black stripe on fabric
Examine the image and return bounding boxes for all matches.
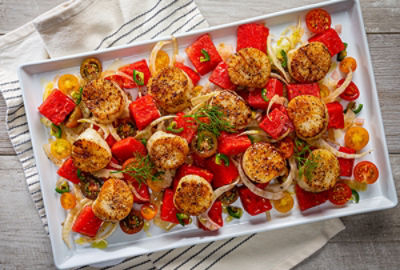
[8,122,28,131]
[127,0,193,44]
[95,0,163,50]
[34,197,43,204]
[14,139,31,148]
[26,172,39,181]
[159,245,195,270]
[24,164,37,171]
[185,18,206,32]
[174,241,215,270]
[9,129,30,140]
[171,13,200,35]
[107,0,179,47]
[7,112,26,124]
[31,189,42,196]
[7,103,24,111]
[0,80,18,86]
[1,87,21,93]
[150,6,197,39]
[21,155,34,164]
[37,205,44,211]
[190,238,235,270]
[153,249,175,264]
[121,259,152,270]
[204,234,256,270]
[148,267,157,270]
[5,94,22,101]
[16,146,33,156]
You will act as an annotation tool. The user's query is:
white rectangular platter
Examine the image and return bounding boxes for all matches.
[18,0,397,268]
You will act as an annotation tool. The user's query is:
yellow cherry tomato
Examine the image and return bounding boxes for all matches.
[140,203,158,220]
[155,50,170,71]
[272,191,294,213]
[339,57,357,73]
[58,74,80,95]
[50,138,72,160]
[344,126,369,151]
[60,192,76,210]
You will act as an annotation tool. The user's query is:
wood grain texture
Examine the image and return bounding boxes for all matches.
[0,0,399,269]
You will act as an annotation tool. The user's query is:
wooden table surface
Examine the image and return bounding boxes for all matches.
[0,0,399,269]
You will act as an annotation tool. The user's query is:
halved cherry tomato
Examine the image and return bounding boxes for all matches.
[58,74,80,95]
[155,50,170,71]
[191,130,218,158]
[140,203,158,220]
[218,186,239,206]
[328,182,352,205]
[354,161,379,184]
[80,174,103,200]
[344,126,369,151]
[338,80,360,101]
[339,57,357,73]
[305,9,331,34]
[272,191,294,213]
[276,137,294,159]
[50,139,72,160]
[80,57,102,81]
[120,209,144,234]
[60,192,76,210]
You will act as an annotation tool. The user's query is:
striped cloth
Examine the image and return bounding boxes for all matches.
[0,0,345,269]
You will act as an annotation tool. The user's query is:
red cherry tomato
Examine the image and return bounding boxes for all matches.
[354,161,379,184]
[276,137,294,159]
[328,182,352,205]
[120,209,144,234]
[338,80,360,101]
[306,9,332,34]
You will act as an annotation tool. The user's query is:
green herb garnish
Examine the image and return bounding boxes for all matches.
[280,50,288,68]
[294,139,319,181]
[199,49,210,63]
[113,154,162,184]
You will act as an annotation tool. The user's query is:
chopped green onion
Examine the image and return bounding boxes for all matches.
[227,206,243,219]
[247,135,255,144]
[280,50,288,68]
[215,153,229,167]
[140,138,147,146]
[344,101,356,114]
[199,49,210,63]
[176,213,189,226]
[337,43,348,62]
[261,88,269,102]
[133,69,145,86]
[91,239,108,249]
[351,189,360,203]
[72,87,83,105]
[55,181,70,194]
[50,124,62,138]
[166,121,184,133]
[77,169,85,181]
[352,104,363,114]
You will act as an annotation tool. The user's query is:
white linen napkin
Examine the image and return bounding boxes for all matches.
[0,0,345,269]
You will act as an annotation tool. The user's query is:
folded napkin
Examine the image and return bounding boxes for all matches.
[0,0,344,269]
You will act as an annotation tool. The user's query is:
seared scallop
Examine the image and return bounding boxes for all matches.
[148,67,192,113]
[82,78,126,124]
[297,149,339,192]
[173,174,213,216]
[288,42,331,83]
[227,47,271,88]
[147,131,189,170]
[242,142,286,184]
[71,128,112,172]
[210,90,251,131]
[287,95,328,141]
[92,178,133,221]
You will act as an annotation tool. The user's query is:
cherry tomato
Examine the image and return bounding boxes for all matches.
[354,161,379,184]
[80,57,102,81]
[140,203,158,220]
[328,182,352,205]
[344,126,369,151]
[50,139,72,160]
[272,191,294,213]
[305,9,331,34]
[120,209,144,234]
[155,50,170,71]
[60,192,76,210]
[218,186,239,206]
[338,80,360,101]
[339,57,357,73]
[58,74,80,95]
[191,131,218,158]
[276,137,294,159]
[80,174,103,200]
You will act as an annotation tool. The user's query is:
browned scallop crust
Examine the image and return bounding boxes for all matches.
[289,42,331,83]
[147,131,189,170]
[287,95,328,141]
[297,149,339,192]
[148,67,190,113]
[227,47,271,88]
[242,142,286,184]
[210,90,251,131]
[72,139,111,172]
[82,79,126,124]
[92,178,134,221]
[173,175,213,216]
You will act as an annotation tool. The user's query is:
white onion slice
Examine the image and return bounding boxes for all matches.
[78,119,110,139]
[314,139,373,159]
[127,182,148,202]
[266,157,296,192]
[106,124,121,142]
[266,95,288,120]
[92,169,123,179]
[323,70,353,103]
[150,40,171,76]
[172,36,179,65]
[267,35,291,84]
[102,70,134,82]
[270,72,288,85]
[108,161,122,170]
[62,199,92,248]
